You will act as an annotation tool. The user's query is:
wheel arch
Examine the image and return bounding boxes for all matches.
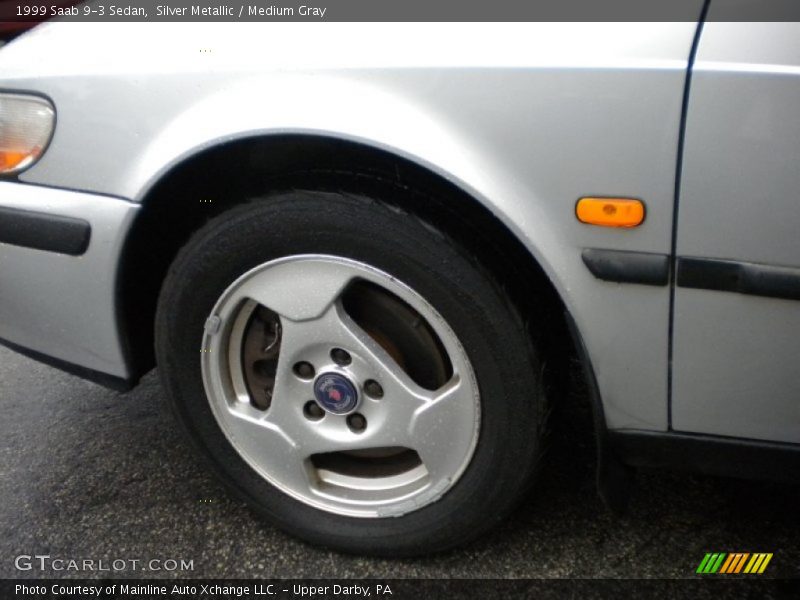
[117,133,576,388]
[116,131,636,508]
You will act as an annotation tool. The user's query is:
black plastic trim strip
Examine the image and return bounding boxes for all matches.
[677,257,800,302]
[609,430,800,484]
[0,336,133,392]
[0,205,90,255]
[581,249,669,286]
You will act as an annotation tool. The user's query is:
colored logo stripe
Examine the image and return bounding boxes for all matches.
[719,554,736,573]
[697,552,772,574]
[697,553,726,574]
[720,553,748,573]
[745,553,773,574]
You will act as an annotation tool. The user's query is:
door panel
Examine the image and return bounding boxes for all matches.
[672,21,800,443]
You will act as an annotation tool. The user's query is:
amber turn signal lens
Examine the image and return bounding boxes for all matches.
[576,197,645,228]
[575,198,644,227]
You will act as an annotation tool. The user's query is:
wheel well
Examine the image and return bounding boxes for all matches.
[117,134,574,387]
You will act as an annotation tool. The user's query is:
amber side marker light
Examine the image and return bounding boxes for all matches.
[576,197,645,228]
[0,94,55,175]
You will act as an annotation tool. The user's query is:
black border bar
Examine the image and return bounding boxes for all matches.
[3,0,800,22]
[0,206,90,255]
[0,578,786,598]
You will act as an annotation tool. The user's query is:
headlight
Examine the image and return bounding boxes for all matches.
[0,93,55,175]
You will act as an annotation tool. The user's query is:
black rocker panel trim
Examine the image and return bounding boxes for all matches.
[608,430,800,484]
[0,205,90,255]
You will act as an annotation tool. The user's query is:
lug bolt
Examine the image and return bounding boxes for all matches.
[364,380,384,399]
[330,348,352,366]
[303,401,325,420]
[293,361,315,379]
[347,413,367,433]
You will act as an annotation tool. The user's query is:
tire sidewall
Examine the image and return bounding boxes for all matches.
[156,191,542,555]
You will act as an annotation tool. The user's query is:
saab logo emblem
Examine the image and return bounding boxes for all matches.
[696,552,773,574]
[313,373,358,414]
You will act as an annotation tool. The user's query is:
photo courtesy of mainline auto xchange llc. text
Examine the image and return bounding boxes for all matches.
[13,583,393,597]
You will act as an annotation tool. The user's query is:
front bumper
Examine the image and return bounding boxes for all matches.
[0,181,138,382]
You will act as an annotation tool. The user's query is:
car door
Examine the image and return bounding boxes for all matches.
[671,19,800,443]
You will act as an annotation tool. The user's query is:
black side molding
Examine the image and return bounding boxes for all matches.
[609,430,800,485]
[581,249,669,286]
[583,251,800,302]
[677,257,800,302]
[0,206,91,255]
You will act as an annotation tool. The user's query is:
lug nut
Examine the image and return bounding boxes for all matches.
[330,348,352,366]
[293,361,315,379]
[347,413,367,433]
[303,401,325,420]
[364,380,383,399]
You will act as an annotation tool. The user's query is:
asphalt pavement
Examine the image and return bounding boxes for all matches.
[1,345,799,584]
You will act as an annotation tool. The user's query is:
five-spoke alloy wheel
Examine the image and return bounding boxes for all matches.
[156,190,546,555]
[201,255,480,518]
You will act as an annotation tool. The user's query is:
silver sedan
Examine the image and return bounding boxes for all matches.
[0,16,798,555]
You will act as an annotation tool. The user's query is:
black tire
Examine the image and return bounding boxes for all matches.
[155,190,546,556]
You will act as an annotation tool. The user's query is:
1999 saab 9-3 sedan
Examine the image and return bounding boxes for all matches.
[0,12,798,555]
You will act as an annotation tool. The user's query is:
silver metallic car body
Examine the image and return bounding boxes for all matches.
[673,21,800,443]
[0,17,798,446]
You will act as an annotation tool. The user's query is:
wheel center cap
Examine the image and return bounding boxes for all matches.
[313,372,359,414]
